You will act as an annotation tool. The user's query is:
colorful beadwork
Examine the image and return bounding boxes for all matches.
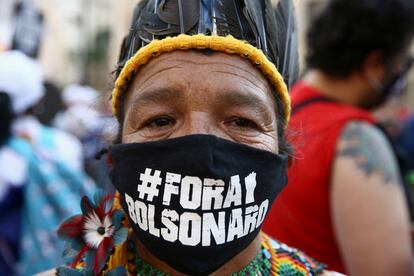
[57,193,325,275]
[103,233,325,276]
[59,233,325,275]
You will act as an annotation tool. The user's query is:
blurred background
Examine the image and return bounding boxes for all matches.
[1,0,414,118]
[1,0,414,274]
[0,0,135,92]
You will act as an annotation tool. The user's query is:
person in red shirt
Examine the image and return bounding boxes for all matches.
[264,0,414,275]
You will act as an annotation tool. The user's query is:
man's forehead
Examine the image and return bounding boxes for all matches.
[136,50,269,82]
[132,50,272,96]
[125,50,276,113]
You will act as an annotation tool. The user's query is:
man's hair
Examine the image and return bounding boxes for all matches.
[306,0,414,77]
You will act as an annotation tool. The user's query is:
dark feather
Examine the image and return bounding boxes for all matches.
[157,0,199,33]
[178,0,185,33]
[272,0,299,88]
[243,0,268,54]
[116,1,147,75]
[215,0,251,39]
[198,0,212,34]
[116,0,299,91]
[138,0,199,36]
[141,12,180,35]
[137,1,157,42]
[263,0,278,63]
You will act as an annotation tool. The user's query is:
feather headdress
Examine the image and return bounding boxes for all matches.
[114,0,298,123]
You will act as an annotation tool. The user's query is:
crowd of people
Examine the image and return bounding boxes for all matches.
[0,0,414,275]
[0,52,111,274]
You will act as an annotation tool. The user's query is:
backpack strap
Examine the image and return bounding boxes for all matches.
[292,96,336,115]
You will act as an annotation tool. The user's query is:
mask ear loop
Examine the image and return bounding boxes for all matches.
[95,148,113,168]
[95,148,109,160]
[394,57,414,96]
[382,56,414,97]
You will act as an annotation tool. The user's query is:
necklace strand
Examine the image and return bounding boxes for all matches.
[125,238,277,276]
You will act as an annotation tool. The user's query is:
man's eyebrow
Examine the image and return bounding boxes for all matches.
[215,89,275,120]
[129,87,182,106]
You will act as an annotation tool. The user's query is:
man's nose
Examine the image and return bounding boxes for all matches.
[172,112,220,138]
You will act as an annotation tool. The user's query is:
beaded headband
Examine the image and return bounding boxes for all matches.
[112,34,291,125]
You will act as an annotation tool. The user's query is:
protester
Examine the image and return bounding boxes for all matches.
[0,92,26,275]
[376,83,414,183]
[53,84,101,149]
[45,0,341,275]
[0,50,96,274]
[53,84,117,190]
[396,114,414,184]
[264,0,414,275]
[373,88,414,215]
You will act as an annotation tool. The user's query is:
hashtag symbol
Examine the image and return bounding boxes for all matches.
[137,168,162,202]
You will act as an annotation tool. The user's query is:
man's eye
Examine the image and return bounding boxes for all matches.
[146,117,174,128]
[231,118,259,129]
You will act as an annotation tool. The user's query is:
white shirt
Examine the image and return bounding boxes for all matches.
[12,115,84,171]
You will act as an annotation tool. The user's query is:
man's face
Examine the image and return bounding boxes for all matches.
[122,50,279,153]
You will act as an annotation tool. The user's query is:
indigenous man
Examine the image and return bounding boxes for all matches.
[50,0,339,275]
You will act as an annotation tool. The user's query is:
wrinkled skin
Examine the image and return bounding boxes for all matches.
[122,50,279,153]
[122,50,279,275]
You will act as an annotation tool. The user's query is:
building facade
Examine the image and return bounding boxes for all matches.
[1,0,413,106]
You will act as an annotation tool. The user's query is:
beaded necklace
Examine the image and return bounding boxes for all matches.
[125,235,277,276]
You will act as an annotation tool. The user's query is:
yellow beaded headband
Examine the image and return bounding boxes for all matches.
[112,34,291,125]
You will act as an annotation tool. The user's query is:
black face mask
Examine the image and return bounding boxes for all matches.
[109,135,288,275]
[371,57,413,108]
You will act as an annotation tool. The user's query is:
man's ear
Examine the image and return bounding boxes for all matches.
[361,51,385,82]
[288,155,294,169]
